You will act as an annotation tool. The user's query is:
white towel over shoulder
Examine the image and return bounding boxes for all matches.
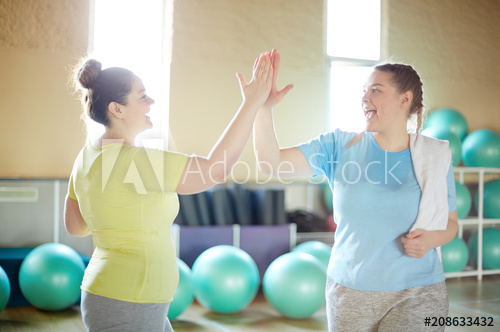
[409,133,452,232]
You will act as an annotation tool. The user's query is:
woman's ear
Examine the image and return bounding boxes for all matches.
[401,91,413,107]
[108,102,124,119]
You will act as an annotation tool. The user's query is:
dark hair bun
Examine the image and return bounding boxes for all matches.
[77,59,102,89]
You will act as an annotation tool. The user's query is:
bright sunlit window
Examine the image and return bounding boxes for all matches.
[327,0,381,132]
[330,64,373,132]
[88,0,170,148]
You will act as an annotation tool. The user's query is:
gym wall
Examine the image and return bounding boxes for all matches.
[0,0,498,180]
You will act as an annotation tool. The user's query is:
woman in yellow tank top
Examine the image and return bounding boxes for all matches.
[64,52,287,331]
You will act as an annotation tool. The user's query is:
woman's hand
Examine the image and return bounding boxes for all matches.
[64,196,90,237]
[177,53,275,195]
[261,49,294,110]
[251,49,313,178]
[401,229,433,258]
[401,211,458,258]
[236,53,273,109]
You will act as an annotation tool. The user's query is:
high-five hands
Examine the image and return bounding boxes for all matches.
[261,49,294,110]
[236,49,294,111]
[236,53,273,109]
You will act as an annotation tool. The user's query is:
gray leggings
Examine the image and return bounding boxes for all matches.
[81,291,173,332]
[326,276,449,332]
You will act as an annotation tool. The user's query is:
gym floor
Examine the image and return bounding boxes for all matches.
[0,275,499,331]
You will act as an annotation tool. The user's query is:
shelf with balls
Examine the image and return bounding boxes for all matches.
[422,108,500,280]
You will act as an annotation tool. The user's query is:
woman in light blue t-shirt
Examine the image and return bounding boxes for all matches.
[253,49,458,332]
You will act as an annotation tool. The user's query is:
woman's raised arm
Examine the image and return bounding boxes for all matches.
[176,53,273,194]
[253,49,313,178]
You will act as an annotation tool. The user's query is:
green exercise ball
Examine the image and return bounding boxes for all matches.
[19,243,85,311]
[292,241,331,271]
[475,180,500,218]
[192,245,259,314]
[0,266,11,312]
[441,237,469,273]
[323,184,333,213]
[468,228,500,270]
[421,127,461,166]
[483,180,500,218]
[462,129,500,168]
[263,252,326,318]
[424,108,468,141]
[168,258,195,320]
[455,182,472,219]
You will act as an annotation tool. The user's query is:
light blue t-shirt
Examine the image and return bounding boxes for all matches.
[298,129,457,291]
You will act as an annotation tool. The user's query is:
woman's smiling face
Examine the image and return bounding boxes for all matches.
[121,76,155,133]
[362,70,410,133]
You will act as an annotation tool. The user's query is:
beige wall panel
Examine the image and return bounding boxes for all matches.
[386,0,500,132]
[0,50,86,178]
[0,0,498,178]
[169,0,328,181]
[0,0,89,178]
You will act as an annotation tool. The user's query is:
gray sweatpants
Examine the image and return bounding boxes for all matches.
[326,276,449,332]
[81,291,174,332]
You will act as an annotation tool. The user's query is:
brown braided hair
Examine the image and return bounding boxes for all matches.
[374,63,424,133]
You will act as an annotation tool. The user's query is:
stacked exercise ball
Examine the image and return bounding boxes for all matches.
[422,108,466,166]
[263,252,326,318]
[424,108,468,141]
[476,179,500,218]
[441,237,469,273]
[168,258,195,320]
[292,241,331,271]
[455,181,472,219]
[191,245,259,314]
[0,266,10,313]
[19,243,85,311]
[423,108,500,167]
[468,228,500,270]
[462,130,500,168]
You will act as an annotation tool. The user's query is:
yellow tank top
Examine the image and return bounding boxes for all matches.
[68,143,188,303]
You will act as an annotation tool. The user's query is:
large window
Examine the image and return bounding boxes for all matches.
[327,0,382,132]
[88,0,171,148]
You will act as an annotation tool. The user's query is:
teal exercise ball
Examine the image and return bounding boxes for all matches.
[192,245,259,313]
[462,129,500,168]
[19,243,85,311]
[263,252,326,318]
[421,127,461,166]
[0,266,11,313]
[483,180,500,218]
[468,228,500,270]
[168,258,195,320]
[474,180,500,218]
[441,237,468,273]
[455,182,472,219]
[323,184,333,213]
[292,241,331,271]
[424,108,468,141]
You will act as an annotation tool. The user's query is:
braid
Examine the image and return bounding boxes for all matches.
[416,107,423,133]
